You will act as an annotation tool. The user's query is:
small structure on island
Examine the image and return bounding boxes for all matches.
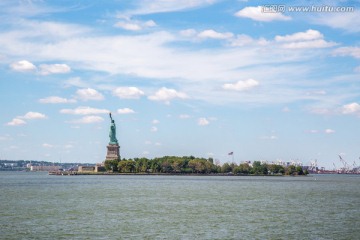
[78,112,120,173]
[105,112,121,161]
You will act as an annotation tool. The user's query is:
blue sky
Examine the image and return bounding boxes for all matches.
[1,0,359,168]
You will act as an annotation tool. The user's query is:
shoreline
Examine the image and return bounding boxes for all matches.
[48,171,312,177]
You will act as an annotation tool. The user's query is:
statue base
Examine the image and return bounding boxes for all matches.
[105,144,120,161]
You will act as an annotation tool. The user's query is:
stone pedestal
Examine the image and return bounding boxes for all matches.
[106,144,120,161]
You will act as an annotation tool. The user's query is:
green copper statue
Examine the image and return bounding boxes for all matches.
[109,112,118,144]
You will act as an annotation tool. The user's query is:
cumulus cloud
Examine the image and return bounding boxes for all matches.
[228,34,258,47]
[75,88,104,101]
[275,29,323,42]
[21,111,47,119]
[39,63,71,75]
[325,129,335,134]
[341,102,360,114]
[198,29,233,39]
[115,20,157,31]
[235,6,291,22]
[71,115,104,124]
[198,117,209,126]
[179,28,197,37]
[39,96,76,104]
[115,22,142,31]
[7,111,47,126]
[150,126,158,132]
[333,47,360,59]
[117,108,135,114]
[10,60,36,72]
[60,106,109,115]
[152,119,160,124]
[148,87,188,104]
[222,79,259,91]
[275,30,337,49]
[112,87,144,99]
[6,118,26,126]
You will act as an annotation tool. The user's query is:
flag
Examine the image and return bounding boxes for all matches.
[228,152,233,155]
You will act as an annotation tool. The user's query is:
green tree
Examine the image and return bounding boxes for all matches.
[285,165,296,175]
[296,166,304,175]
[118,160,135,173]
[221,163,232,173]
[104,159,120,172]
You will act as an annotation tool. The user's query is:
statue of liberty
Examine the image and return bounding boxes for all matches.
[109,112,118,144]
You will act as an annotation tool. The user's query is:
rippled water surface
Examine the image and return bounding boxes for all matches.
[1,172,359,239]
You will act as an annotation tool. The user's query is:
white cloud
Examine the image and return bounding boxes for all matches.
[333,47,360,59]
[22,112,47,119]
[228,34,254,47]
[155,142,162,146]
[152,119,160,124]
[115,19,157,31]
[75,88,104,101]
[60,106,109,115]
[42,143,53,148]
[112,87,144,99]
[341,102,360,114]
[148,87,188,104]
[281,39,337,49]
[123,0,218,16]
[198,117,209,126]
[179,28,197,37]
[7,111,47,126]
[71,115,104,124]
[314,11,360,33]
[115,22,142,31]
[6,118,26,126]
[325,129,335,134]
[198,29,233,39]
[275,29,323,42]
[222,79,259,91]
[117,108,135,114]
[1,18,355,106]
[39,96,76,104]
[235,6,291,22]
[150,126,158,132]
[10,60,36,72]
[39,63,71,75]
[144,20,157,27]
[275,30,337,49]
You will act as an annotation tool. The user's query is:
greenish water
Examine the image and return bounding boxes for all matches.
[0,172,359,239]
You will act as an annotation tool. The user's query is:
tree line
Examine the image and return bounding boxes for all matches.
[104,156,308,175]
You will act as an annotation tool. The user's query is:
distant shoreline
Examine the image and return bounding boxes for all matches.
[49,171,313,177]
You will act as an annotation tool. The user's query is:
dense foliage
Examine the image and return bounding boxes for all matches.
[104,157,308,175]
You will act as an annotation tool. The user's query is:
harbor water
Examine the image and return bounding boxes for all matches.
[0,172,359,239]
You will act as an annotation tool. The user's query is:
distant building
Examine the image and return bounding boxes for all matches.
[78,163,105,173]
[30,165,61,171]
